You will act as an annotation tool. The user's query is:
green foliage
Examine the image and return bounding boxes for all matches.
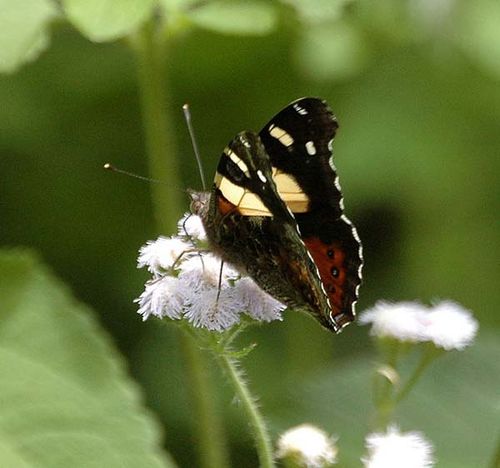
[0,0,499,466]
[296,22,367,81]
[188,2,278,36]
[0,0,57,73]
[459,1,500,78]
[296,333,500,467]
[0,250,174,468]
[61,0,156,42]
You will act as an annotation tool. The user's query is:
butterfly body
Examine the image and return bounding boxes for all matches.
[191,98,363,333]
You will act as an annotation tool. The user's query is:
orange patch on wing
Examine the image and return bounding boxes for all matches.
[217,192,239,215]
[303,236,346,312]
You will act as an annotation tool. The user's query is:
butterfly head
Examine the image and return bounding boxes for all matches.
[188,189,210,219]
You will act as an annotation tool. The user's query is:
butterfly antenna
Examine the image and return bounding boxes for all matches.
[183,103,207,190]
[103,163,167,185]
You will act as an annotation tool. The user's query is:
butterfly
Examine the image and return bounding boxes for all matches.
[190,97,363,333]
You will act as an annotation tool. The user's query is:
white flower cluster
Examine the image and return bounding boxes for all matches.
[362,425,434,468]
[276,424,338,467]
[359,300,478,350]
[135,214,285,331]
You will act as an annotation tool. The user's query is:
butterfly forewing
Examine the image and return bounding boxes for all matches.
[259,97,363,328]
[259,97,342,213]
[214,132,293,221]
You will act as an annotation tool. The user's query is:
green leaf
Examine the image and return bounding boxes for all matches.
[282,0,351,24]
[294,22,368,81]
[295,333,500,467]
[61,0,156,42]
[189,2,278,36]
[0,0,57,73]
[160,0,199,11]
[459,1,500,78]
[0,249,175,468]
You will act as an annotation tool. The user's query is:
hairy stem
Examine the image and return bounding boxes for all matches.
[179,332,230,468]
[213,345,274,468]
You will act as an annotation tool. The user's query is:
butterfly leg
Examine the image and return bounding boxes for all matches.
[171,248,210,271]
[215,260,225,303]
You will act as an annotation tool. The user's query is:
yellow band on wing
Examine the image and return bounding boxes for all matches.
[215,172,273,216]
[214,168,310,216]
[273,169,310,213]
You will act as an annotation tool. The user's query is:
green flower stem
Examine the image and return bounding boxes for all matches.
[179,332,230,468]
[212,341,274,468]
[372,339,401,428]
[131,20,229,468]
[394,345,440,404]
[132,20,183,233]
[373,342,440,428]
[490,436,500,468]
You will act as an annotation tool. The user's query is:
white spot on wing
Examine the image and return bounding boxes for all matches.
[293,103,308,115]
[257,170,267,183]
[329,157,337,171]
[340,214,364,280]
[305,141,316,155]
[334,175,342,191]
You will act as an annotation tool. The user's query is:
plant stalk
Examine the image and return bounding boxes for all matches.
[214,347,274,468]
[132,20,229,468]
[133,19,183,233]
[372,339,401,428]
[394,345,439,404]
[179,332,230,468]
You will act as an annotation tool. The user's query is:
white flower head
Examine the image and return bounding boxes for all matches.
[183,287,243,331]
[362,425,434,468]
[135,276,186,321]
[276,424,338,467]
[177,213,207,241]
[179,253,239,290]
[234,276,285,322]
[359,301,429,342]
[137,236,191,275]
[135,216,291,331]
[422,300,478,350]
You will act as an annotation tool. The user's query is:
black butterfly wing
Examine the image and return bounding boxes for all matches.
[203,131,340,332]
[259,97,363,327]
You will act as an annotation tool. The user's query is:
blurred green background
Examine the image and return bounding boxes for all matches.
[0,1,499,467]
